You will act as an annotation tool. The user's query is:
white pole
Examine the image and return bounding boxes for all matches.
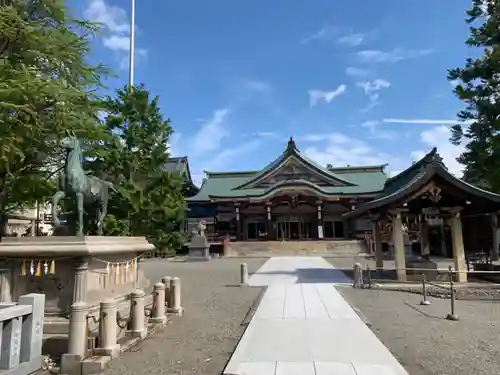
[128,0,136,88]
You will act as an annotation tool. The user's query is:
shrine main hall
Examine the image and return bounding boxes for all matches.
[186,137,500,281]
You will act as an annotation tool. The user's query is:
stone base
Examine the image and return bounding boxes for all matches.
[167,306,183,316]
[149,315,167,327]
[126,328,147,339]
[61,353,83,375]
[94,343,121,358]
[188,246,210,261]
[81,356,111,375]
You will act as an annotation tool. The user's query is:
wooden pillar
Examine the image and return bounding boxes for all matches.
[491,214,499,261]
[316,200,324,239]
[372,221,383,271]
[391,211,407,281]
[419,220,430,256]
[449,211,467,282]
[266,203,273,240]
[235,205,242,241]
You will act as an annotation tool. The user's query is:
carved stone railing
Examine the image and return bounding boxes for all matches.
[0,293,45,375]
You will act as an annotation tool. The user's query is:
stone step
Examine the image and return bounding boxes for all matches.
[229,240,366,257]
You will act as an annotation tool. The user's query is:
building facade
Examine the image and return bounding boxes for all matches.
[186,137,388,241]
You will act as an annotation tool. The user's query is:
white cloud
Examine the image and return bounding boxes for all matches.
[346,67,369,78]
[411,125,465,176]
[308,85,347,107]
[356,79,391,111]
[241,79,272,93]
[302,133,393,167]
[356,48,432,63]
[301,25,337,44]
[383,118,459,125]
[189,109,231,157]
[360,120,395,140]
[337,33,365,47]
[84,0,147,70]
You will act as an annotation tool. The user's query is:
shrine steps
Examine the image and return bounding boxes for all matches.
[229,240,366,258]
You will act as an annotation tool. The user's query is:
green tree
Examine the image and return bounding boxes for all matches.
[0,0,107,233]
[88,85,186,252]
[448,0,500,190]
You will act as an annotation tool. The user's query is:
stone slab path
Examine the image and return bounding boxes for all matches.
[223,257,408,375]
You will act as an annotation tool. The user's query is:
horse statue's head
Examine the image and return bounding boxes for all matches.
[60,130,80,151]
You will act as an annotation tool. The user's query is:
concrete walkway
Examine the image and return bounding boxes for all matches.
[223,257,408,375]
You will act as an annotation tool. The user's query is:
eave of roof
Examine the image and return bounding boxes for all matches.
[342,161,500,220]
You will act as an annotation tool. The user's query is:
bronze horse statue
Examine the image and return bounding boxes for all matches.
[51,131,115,236]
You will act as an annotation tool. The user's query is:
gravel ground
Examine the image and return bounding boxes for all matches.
[101,257,267,375]
[337,286,500,375]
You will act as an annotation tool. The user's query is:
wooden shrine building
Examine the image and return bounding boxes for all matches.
[186,137,500,282]
[187,137,389,240]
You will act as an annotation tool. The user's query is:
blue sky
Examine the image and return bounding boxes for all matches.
[76,0,474,185]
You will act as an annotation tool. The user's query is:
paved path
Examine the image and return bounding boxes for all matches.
[223,257,408,375]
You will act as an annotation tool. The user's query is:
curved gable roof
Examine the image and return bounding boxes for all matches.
[343,149,500,219]
[235,137,355,190]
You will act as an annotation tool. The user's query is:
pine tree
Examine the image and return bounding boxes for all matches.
[449,0,500,190]
[0,0,107,232]
[89,85,186,252]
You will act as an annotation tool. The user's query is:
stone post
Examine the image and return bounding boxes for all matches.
[0,268,12,302]
[169,277,183,316]
[372,221,383,271]
[353,263,363,288]
[61,302,89,375]
[18,293,45,363]
[391,211,407,282]
[73,257,89,304]
[97,299,120,357]
[240,263,248,285]
[161,276,172,307]
[150,282,167,326]
[129,290,147,339]
[491,214,499,261]
[449,211,467,282]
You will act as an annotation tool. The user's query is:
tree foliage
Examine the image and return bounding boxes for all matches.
[0,0,106,228]
[449,0,500,190]
[87,86,186,252]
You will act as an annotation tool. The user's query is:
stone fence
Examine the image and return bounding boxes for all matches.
[60,276,182,375]
[0,293,45,375]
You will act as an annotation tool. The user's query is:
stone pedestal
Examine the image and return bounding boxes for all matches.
[0,236,154,332]
[188,234,210,261]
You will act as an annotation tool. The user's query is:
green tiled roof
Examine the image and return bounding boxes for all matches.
[187,138,388,202]
[342,148,500,219]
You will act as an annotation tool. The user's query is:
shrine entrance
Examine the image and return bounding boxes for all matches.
[276,217,314,240]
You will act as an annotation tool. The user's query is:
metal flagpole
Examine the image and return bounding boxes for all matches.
[128,0,136,88]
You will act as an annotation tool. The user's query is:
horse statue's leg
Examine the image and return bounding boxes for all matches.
[75,192,84,237]
[97,191,108,236]
[51,190,66,228]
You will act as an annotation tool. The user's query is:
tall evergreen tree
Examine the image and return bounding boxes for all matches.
[88,86,186,252]
[0,0,107,232]
[449,0,500,190]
